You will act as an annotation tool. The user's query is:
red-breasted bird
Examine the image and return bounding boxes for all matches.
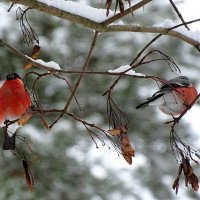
[136,76,198,116]
[0,73,31,150]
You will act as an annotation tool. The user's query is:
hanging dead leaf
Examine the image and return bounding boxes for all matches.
[172,163,183,195]
[122,152,133,165]
[18,112,33,126]
[22,159,34,191]
[23,45,40,69]
[172,178,180,195]
[187,173,199,191]
[173,153,200,193]
[105,0,112,16]
[108,129,121,136]
[182,157,199,191]
[120,133,135,156]
[105,0,133,16]
[120,129,135,165]
[119,0,124,16]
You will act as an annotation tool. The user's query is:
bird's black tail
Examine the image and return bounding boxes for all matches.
[136,102,149,109]
[3,129,16,150]
[136,93,164,109]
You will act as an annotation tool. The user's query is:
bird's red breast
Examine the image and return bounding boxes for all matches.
[0,77,31,125]
[174,86,198,106]
[159,86,198,116]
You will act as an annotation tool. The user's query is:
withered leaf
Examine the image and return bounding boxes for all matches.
[189,173,199,191]
[120,125,128,133]
[185,157,193,176]
[120,131,135,165]
[22,159,34,191]
[122,152,133,165]
[105,0,133,16]
[172,178,179,195]
[24,45,40,69]
[119,0,124,16]
[121,133,135,156]
[180,154,199,192]
[172,163,183,195]
[105,0,112,16]
[108,129,121,136]
[18,112,33,126]
[172,154,199,193]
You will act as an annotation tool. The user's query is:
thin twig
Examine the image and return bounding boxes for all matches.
[53,73,82,110]
[7,3,14,12]
[166,93,200,126]
[169,0,190,30]
[49,31,99,128]
[130,34,162,66]
[0,39,61,72]
[102,0,152,26]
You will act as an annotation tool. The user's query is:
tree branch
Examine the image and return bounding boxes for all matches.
[105,22,200,50]
[101,0,152,26]
[7,1,200,50]
[169,0,190,30]
[10,0,103,30]
[49,31,99,128]
[10,0,152,29]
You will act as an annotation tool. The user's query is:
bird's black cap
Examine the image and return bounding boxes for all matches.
[6,73,21,80]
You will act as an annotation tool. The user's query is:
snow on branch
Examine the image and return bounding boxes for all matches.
[106,20,200,51]
[26,56,61,70]
[10,0,200,51]
[10,0,151,29]
[37,0,113,23]
[108,65,146,77]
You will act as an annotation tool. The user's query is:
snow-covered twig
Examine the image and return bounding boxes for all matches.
[9,0,200,50]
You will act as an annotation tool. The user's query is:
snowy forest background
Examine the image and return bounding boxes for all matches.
[1,0,200,199]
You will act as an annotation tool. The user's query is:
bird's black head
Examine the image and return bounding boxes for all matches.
[6,73,21,81]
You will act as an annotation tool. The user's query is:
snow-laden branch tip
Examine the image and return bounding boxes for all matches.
[37,0,114,23]
[108,65,146,77]
[158,19,200,43]
[26,56,61,70]
[9,0,200,50]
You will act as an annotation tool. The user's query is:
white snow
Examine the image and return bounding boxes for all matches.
[108,65,146,77]
[176,27,200,43]
[179,0,200,31]
[158,19,200,43]
[26,56,61,70]
[35,59,61,70]
[37,0,114,23]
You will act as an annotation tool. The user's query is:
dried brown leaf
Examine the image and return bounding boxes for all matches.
[172,163,183,194]
[120,131,135,165]
[22,159,34,191]
[24,45,40,69]
[18,112,33,126]
[172,178,180,195]
[108,129,121,136]
[188,173,199,191]
[105,0,132,16]
[173,155,199,193]
[181,155,199,192]
[105,0,112,16]
[122,152,132,165]
[120,125,128,133]
[119,0,124,16]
